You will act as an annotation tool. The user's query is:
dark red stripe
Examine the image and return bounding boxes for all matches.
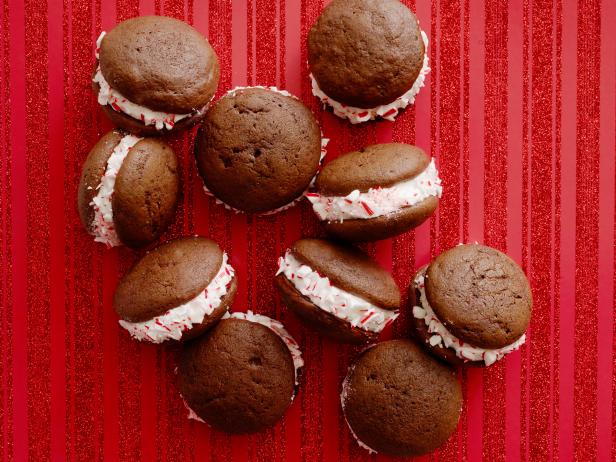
[573,0,600,459]
[8,0,28,458]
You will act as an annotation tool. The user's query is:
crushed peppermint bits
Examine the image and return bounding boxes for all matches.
[276,251,398,333]
[118,253,235,343]
[412,269,526,366]
[307,158,442,223]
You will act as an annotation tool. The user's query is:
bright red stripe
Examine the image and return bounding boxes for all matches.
[505,1,525,461]
[596,1,615,460]
[466,0,485,459]
[8,0,28,459]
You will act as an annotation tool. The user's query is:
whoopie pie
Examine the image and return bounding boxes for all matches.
[307,143,441,242]
[341,340,462,456]
[114,237,237,343]
[194,87,326,214]
[275,238,400,343]
[411,244,532,366]
[93,16,220,135]
[77,130,179,248]
[308,0,430,123]
[179,311,303,433]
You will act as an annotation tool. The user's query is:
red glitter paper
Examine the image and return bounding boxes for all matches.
[1,0,615,461]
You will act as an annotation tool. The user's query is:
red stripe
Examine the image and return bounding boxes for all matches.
[466,0,485,459]
[24,0,53,457]
[8,0,28,459]
[48,0,67,456]
[596,0,616,456]
[573,0,600,458]
[482,0,509,459]
[505,1,524,460]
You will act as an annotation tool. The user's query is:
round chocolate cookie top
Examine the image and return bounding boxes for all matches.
[342,340,462,456]
[425,244,532,349]
[290,238,400,310]
[114,237,224,323]
[99,16,220,113]
[315,143,430,196]
[178,317,296,433]
[308,0,425,108]
[195,87,323,213]
[113,138,179,247]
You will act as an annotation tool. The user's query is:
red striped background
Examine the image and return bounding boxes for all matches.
[0,0,614,460]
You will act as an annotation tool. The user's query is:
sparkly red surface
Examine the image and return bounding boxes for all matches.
[1,0,615,460]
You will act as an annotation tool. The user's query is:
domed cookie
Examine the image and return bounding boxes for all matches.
[341,340,462,456]
[195,87,326,214]
[93,16,220,135]
[114,237,237,343]
[275,238,400,343]
[307,143,441,242]
[178,311,303,433]
[308,0,430,123]
[77,130,179,248]
[410,244,532,366]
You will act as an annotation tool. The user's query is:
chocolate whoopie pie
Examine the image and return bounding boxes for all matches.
[410,244,532,366]
[275,238,400,343]
[308,0,430,123]
[307,143,441,242]
[341,340,462,456]
[178,311,303,433]
[114,237,237,343]
[194,87,326,214]
[93,16,220,135]
[77,130,179,248]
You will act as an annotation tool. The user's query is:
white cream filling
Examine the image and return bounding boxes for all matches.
[223,310,304,386]
[93,31,205,130]
[118,253,235,343]
[310,30,430,124]
[201,86,328,215]
[276,251,399,333]
[307,158,442,222]
[412,269,526,366]
[89,134,142,247]
[340,362,378,454]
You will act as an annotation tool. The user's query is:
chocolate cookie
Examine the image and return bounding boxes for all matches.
[77,130,179,248]
[93,16,220,135]
[308,0,430,123]
[410,244,532,366]
[308,144,441,242]
[178,311,303,433]
[114,236,237,343]
[194,87,325,214]
[341,340,462,456]
[275,238,400,343]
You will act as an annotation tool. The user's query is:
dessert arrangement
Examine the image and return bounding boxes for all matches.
[77,0,533,458]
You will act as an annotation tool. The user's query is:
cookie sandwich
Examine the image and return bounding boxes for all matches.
[341,340,462,456]
[411,244,532,366]
[77,130,179,248]
[275,238,400,343]
[195,86,326,214]
[179,311,303,433]
[308,0,430,123]
[93,16,220,135]
[114,237,237,343]
[307,143,441,242]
